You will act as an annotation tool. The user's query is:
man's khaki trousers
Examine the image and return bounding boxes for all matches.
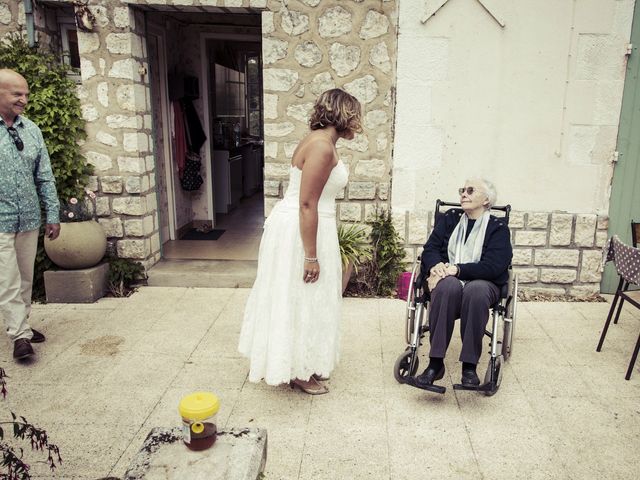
[0,229,38,342]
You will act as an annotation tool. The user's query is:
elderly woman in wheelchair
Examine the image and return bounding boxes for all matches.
[405,178,513,394]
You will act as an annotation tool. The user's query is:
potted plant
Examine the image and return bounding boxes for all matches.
[44,189,107,269]
[338,223,372,294]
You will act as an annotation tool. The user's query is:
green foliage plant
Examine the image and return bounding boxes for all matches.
[349,210,406,297]
[0,35,92,201]
[0,35,93,301]
[108,257,147,297]
[337,223,372,273]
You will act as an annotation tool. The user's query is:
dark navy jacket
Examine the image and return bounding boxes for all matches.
[420,209,513,286]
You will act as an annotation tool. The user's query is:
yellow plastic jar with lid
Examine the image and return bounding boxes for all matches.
[178,392,220,451]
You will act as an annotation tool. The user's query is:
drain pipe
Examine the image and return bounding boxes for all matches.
[23,0,36,47]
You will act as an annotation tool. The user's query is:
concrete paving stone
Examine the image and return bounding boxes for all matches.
[19,422,139,479]
[459,392,561,480]
[384,387,467,429]
[24,345,119,386]
[1,382,86,425]
[190,327,246,361]
[298,425,390,480]
[320,355,385,394]
[2,288,638,479]
[510,362,591,397]
[260,427,306,480]
[99,351,185,387]
[109,426,155,479]
[526,395,639,480]
[172,360,248,391]
[2,382,161,431]
[227,387,312,432]
[158,296,233,322]
[306,390,387,431]
[507,337,571,367]
[109,386,245,478]
[122,426,266,480]
[575,362,640,397]
[387,423,480,480]
[128,326,209,359]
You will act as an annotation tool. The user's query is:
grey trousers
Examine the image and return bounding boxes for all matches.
[428,276,500,364]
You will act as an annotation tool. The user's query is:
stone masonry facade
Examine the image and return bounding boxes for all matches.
[0,0,612,296]
[399,209,609,298]
[0,0,399,272]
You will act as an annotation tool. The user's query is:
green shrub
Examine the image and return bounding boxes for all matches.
[108,257,147,297]
[348,211,406,297]
[0,35,92,301]
[338,223,372,273]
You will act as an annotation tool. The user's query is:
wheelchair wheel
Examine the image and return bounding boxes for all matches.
[502,274,518,361]
[405,260,421,344]
[394,349,419,383]
[483,355,503,397]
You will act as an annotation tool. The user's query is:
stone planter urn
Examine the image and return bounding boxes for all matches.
[44,220,107,269]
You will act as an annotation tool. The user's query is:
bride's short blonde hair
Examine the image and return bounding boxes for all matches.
[309,88,363,135]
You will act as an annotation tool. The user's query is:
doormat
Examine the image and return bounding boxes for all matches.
[181,229,225,241]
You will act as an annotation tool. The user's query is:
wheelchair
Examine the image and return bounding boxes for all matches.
[393,200,518,396]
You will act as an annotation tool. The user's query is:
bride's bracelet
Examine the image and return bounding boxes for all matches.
[304,257,318,263]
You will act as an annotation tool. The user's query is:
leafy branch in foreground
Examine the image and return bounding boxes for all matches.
[0,370,62,479]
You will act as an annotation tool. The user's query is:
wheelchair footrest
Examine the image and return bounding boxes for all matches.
[405,377,446,394]
[452,381,497,393]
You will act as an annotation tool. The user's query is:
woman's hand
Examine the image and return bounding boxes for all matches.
[430,262,458,278]
[427,263,459,290]
[430,262,447,278]
[303,259,320,283]
[444,264,458,277]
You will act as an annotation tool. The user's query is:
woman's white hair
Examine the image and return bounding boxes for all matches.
[467,177,497,208]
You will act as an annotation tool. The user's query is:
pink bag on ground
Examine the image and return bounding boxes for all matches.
[396,272,412,301]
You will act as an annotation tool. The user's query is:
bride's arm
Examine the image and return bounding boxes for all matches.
[299,141,335,283]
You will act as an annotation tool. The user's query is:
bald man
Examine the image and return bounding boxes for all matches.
[0,69,60,361]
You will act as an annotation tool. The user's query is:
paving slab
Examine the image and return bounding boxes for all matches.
[123,427,266,480]
[1,288,638,479]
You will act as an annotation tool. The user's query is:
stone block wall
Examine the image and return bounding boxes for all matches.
[398,209,608,298]
[261,0,398,219]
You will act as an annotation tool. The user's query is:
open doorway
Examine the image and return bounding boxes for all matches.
[145,9,264,262]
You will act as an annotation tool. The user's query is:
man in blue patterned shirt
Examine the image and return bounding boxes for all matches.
[0,69,60,361]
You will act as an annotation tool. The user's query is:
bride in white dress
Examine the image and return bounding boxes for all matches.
[238,89,363,394]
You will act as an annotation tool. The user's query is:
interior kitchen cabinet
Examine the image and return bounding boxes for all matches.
[213,150,243,214]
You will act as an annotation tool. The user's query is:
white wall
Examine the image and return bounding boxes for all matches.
[393,0,635,215]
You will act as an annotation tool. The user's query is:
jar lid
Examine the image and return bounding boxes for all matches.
[179,392,220,420]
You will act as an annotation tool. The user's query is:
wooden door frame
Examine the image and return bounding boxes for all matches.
[147,24,178,242]
[199,31,262,228]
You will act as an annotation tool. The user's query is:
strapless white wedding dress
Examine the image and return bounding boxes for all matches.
[238,160,349,385]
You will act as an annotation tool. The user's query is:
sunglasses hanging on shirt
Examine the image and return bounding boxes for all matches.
[6,126,24,151]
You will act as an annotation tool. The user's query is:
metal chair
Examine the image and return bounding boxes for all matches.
[611,221,640,325]
[596,235,640,380]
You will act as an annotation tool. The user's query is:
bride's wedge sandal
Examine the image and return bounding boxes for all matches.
[290,377,329,395]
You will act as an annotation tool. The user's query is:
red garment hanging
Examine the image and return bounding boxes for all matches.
[172,101,187,178]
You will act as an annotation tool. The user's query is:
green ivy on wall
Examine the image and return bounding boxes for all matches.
[0,35,93,300]
[0,35,92,200]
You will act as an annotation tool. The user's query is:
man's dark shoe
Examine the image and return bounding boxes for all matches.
[30,329,45,343]
[13,339,34,360]
[414,365,445,388]
[461,368,480,386]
